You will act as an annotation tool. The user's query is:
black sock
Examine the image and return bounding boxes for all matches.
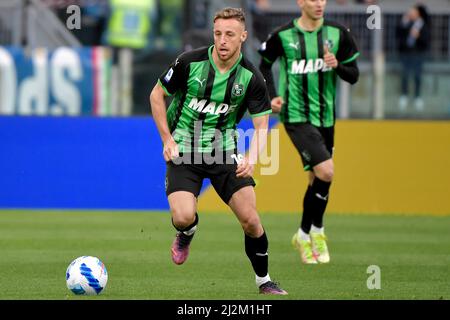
[301,186,314,234]
[245,231,268,277]
[172,213,199,235]
[310,178,331,228]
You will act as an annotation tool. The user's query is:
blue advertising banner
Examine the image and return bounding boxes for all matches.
[0,116,277,210]
[0,46,110,116]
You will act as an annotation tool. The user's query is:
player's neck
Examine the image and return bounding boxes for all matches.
[212,47,241,74]
[298,15,323,32]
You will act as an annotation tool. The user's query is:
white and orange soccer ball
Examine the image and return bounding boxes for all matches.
[66,256,108,295]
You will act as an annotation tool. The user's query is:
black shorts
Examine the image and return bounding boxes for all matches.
[165,153,256,204]
[284,122,334,171]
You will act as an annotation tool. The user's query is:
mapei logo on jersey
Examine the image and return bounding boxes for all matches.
[232,84,244,97]
[188,98,237,115]
[291,58,332,74]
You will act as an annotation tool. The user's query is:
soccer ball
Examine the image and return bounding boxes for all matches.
[66,256,108,295]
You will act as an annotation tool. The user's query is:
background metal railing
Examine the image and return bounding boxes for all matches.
[259,10,449,62]
[27,0,81,49]
[0,0,81,49]
[0,0,24,46]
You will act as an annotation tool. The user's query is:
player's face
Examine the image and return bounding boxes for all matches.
[298,0,327,20]
[213,18,247,63]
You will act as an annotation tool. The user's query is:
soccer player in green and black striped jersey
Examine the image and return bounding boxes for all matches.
[259,0,360,264]
[150,7,287,295]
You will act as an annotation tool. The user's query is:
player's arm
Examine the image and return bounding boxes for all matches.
[236,72,272,178]
[328,27,360,85]
[323,44,359,84]
[150,83,178,162]
[335,60,359,85]
[150,55,186,161]
[258,32,284,113]
[236,114,269,178]
[259,59,277,101]
[249,114,269,166]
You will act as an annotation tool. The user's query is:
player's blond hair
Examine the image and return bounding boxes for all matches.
[213,7,246,25]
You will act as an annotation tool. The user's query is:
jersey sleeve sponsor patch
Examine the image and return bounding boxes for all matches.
[164,68,174,82]
[159,54,187,95]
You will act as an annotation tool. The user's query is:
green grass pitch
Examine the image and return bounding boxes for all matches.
[0,210,449,300]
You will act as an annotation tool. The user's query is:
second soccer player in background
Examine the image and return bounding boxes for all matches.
[259,0,360,264]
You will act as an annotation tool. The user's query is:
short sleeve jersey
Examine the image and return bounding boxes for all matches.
[159,45,271,153]
[259,19,359,127]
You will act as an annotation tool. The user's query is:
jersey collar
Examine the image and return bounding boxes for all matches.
[294,18,324,34]
[208,45,243,76]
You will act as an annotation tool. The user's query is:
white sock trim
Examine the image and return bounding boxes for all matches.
[256,274,271,288]
[311,225,324,234]
[298,228,310,241]
[182,225,197,236]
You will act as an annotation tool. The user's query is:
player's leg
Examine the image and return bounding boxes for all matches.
[228,186,287,295]
[284,123,319,264]
[307,127,335,263]
[168,191,198,264]
[311,158,334,229]
[284,123,315,233]
[166,162,202,265]
[306,160,332,263]
[209,158,287,295]
[290,170,318,263]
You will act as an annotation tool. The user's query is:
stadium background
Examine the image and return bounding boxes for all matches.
[0,0,449,300]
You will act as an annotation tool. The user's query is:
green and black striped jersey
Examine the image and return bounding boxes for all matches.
[259,18,360,127]
[158,45,271,153]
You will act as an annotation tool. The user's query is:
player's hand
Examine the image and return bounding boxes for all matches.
[323,45,338,69]
[235,157,254,178]
[163,137,179,162]
[271,97,283,113]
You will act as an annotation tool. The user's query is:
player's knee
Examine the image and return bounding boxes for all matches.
[240,213,261,235]
[171,208,196,228]
[314,161,334,182]
[316,167,334,182]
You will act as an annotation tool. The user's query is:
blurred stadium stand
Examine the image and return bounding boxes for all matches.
[0,0,449,213]
[0,0,449,118]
